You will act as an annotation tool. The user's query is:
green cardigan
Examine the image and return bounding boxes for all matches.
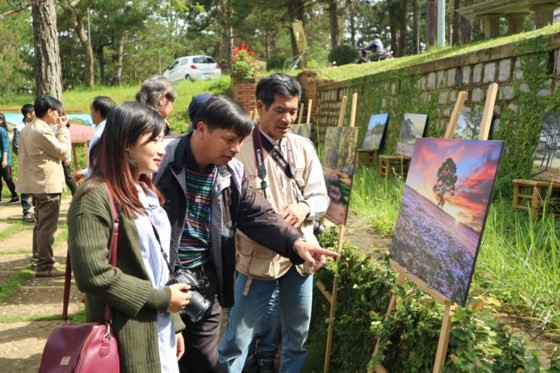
[67,183,185,373]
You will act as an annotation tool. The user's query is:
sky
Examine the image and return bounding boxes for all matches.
[406,138,504,230]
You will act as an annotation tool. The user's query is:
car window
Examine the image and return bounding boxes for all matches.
[169,60,179,70]
[193,57,205,64]
[206,57,216,64]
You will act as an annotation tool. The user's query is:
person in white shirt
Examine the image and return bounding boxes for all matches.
[72,96,115,182]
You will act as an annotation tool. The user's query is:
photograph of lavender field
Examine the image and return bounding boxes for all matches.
[322,127,360,225]
[390,138,504,306]
[395,113,428,157]
[362,113,388,150]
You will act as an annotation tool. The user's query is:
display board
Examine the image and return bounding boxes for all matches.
[362,113,389,150]
[395,113,428,157]
[390,138,504,306]
[532,112,560,183]
[292,123,312,139]
[453,109,483,140]
[322,126,360,225]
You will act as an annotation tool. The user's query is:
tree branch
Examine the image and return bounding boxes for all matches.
[0,2,31,21]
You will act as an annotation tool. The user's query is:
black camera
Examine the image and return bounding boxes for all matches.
[313,220,325,235]
[167,269,211,322]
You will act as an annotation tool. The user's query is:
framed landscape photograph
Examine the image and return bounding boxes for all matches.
[390,138,504,306]
[453,109,483,140]
[532,112,560,183]
[322,127,361,225]
[395,113,428,157]
[362,113,389,150]
[292,123,312,139]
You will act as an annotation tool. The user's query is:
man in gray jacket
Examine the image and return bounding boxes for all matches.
[154,95,336,372]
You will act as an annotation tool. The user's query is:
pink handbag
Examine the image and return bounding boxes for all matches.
[39,186,120,372]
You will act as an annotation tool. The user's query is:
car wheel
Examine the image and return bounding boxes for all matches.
[185,75,193,81]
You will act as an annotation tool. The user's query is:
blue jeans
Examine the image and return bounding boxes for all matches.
[247,286,281,361]
[219,266,313,372]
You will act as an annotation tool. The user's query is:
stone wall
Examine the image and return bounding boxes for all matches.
[232,77,257,114]
[311,35,560,155]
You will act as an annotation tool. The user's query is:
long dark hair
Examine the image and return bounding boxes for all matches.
[85,101,166,219]
[0,113,6,131]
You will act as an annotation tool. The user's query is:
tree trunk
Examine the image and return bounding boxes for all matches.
[94,46,105,84]
[426,0,437,47]
[347,0,356,48]
[32,0,62,99]
[328,0,339,48]
[58,2,94,86]
[398,0,408,56]
[115,33,126,86]
[412,0,419,53]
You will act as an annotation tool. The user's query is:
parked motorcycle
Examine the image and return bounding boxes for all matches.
[356,48,393,63]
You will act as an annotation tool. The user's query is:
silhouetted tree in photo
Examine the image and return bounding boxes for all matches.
[433,157,458,208]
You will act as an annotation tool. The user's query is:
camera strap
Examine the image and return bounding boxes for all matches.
[149,222,176,275]
[150,222,209,292]
[252,127,303,196]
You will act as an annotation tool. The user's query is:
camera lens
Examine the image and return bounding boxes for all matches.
[184,290,211,322]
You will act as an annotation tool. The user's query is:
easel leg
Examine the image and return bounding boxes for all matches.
[433,302,454,373]
[371,272,406,372]
[323,225,346,373]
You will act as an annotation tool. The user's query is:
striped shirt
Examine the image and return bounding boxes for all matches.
[178,165,216,269]
[134,183,178,373]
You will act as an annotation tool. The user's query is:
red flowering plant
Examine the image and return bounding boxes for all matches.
[231,42,259,80]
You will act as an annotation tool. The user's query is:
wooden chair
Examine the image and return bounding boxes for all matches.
[357,148,377,166]
[512,179,560,216]
[379,154,410,178]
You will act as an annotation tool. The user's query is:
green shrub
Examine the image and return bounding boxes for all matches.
[308,228,545,372]
[328,45,360,66]
[267,54,289,71]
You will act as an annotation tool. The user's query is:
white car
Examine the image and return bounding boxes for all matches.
[163,55,222,82]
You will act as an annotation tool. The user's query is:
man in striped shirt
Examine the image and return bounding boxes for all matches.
[155,95,337,372]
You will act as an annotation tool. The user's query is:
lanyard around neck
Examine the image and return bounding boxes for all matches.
[252,127,298,197]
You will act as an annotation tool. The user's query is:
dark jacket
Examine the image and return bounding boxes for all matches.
[154,133,304,307]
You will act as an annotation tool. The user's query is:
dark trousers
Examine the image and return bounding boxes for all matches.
[179,261,223,373]
[62,163,77,195]
[0,165,17,197]
[32,193,61,270]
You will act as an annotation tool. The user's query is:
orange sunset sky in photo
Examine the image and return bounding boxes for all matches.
[406,139,503,231]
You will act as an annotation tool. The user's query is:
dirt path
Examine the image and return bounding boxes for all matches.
[0,196,80,372]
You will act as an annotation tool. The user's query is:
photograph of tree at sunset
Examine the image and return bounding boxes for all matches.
[390,138,504,306]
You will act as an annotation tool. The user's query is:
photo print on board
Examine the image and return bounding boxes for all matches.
[390,138,504,306]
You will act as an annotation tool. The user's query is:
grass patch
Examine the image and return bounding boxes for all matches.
[350,166,404,236]
[0,221,30,241]
[318,23,560,82]
[0,77,233,134]
[0,267,34,304]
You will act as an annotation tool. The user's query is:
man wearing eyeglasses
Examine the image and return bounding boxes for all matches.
[16,96,70,277]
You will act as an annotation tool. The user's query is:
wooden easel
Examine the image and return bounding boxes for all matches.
[444,83,497,141]
[317,93,358,373]
[372,89,495,372]
[371,261,455,373]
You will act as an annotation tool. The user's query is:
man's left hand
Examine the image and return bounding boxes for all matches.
[280,202,310,228]
[176,333,185,360]
[293,240,338,272]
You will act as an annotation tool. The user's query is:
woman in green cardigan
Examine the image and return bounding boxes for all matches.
[68,102,192,372]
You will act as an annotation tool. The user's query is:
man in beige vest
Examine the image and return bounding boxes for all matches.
[219,73,329,372]
[17,96,70,277]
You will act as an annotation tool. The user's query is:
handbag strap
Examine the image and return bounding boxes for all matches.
[62,183,119,323]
